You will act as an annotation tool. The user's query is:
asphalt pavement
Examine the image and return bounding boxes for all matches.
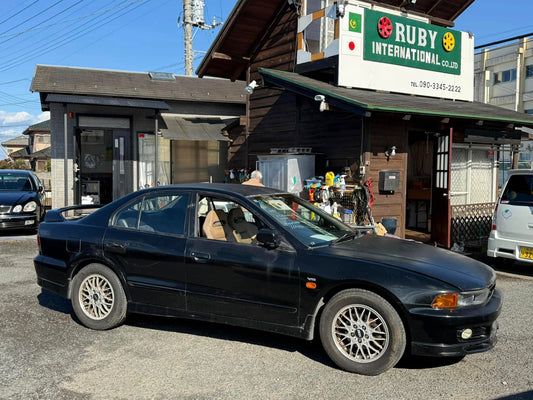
[0,238,532,400]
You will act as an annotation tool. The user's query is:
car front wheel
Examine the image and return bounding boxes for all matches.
[71,263,127,330]
[319,289,406,375]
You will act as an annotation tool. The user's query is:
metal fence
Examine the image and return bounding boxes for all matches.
[451,202,495,246]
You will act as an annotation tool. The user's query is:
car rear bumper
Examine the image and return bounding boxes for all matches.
[34,254,70,298]
[408,287,502,357]
[487,234,533,263]
[0,213,39,230]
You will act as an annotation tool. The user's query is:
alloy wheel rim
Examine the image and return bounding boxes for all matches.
[79,274,114,320]
[331,304,389,363]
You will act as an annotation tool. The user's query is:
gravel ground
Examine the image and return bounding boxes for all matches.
[0,239,532,400]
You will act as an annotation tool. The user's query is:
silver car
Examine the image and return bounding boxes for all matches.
[488,169,533,264]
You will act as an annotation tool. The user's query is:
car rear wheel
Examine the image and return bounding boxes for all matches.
[71,263,127,330]
[319,289,406,375]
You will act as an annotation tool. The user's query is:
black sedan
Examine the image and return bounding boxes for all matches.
[0,169,46,231]
[34,183,501,375]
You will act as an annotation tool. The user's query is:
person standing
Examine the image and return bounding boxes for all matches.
[242,170,264,186]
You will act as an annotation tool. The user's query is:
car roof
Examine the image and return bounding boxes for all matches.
[78,183,290,226]
[0,170,34,175]
[508,169,533,176]
[154,183,286,197]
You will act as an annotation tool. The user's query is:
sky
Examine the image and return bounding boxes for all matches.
[1,0,532,159]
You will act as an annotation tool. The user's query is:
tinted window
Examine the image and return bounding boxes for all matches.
[113,193,189,235]
[501,175,533,205]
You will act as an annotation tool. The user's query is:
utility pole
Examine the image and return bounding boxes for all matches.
[183,0,193,76]
[182,0,222,76]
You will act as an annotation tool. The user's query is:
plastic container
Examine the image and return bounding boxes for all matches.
[343,209,354,224]
[325,171,335,187]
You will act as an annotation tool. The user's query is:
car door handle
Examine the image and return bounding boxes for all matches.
[528,223,533,229]
[105,241,127,254]
[191,252,210,263]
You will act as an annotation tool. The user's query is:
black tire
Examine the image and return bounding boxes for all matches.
[319,289,406,375]
[71,263,127,330]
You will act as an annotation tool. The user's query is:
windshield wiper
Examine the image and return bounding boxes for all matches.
[330,232,356,246]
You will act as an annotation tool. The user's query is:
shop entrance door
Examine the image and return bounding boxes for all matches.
[431,130,452,248]
[112,130,132,200]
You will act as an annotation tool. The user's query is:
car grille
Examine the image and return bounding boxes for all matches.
[0,205,11,214]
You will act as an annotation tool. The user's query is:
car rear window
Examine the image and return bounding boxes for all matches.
[501,174,533,205]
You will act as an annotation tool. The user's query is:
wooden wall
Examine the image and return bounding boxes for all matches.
[364,114,409,238]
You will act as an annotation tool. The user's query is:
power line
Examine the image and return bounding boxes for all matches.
[0,0,145,40]
[0,0,66,36]
[0,0,151,72]
[0,0,39,26]
[0,0,83,46]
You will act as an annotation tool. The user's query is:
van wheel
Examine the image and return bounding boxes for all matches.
[71,263,127,330]
[319,289,406,376]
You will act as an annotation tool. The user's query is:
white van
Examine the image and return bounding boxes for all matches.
[488,169,533,264]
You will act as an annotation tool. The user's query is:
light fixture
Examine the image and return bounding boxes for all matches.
[400,0,416,10]
[441,117,450,124]
[402,114,411,121]
[314,94,329,112]
[336,0,346,17]
[385,146,397,159]
[244,80,259,94]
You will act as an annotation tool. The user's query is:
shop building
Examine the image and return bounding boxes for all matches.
[30,65,245,208]
[197,0,533,247]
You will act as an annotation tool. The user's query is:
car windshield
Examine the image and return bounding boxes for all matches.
[252,194,354,247]
[0,174,34,191]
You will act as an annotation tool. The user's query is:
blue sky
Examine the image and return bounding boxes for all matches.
[1,0,532,159]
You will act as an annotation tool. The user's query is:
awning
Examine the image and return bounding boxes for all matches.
[45,94,170,110]
[159,114,234,141]
[259,68,533,127]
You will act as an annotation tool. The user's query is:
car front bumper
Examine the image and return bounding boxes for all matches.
[407,287,502,357]
[0,213,39,230]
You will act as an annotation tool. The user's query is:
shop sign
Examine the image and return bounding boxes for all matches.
[337,3,474,101]
[363,9,462,75]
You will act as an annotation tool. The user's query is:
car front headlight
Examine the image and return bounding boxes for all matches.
[12,205,22,213]
[24,201,37,212]
[432,288,491,309]
[458,288,491,307]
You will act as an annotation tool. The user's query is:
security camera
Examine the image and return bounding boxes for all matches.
[314,94,325,102]
[244,80,259,94]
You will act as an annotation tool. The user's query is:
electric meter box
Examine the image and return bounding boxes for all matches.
[379,170,400,192]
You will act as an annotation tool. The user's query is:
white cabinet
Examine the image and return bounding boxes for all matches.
[256,154,315,195]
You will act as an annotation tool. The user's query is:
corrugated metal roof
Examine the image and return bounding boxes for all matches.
[31,65,247,104]
[259,68,533,127]
[45,94,170,110]
[159,114,233,141]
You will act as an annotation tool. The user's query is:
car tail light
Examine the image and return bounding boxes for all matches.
[491,203,498,231]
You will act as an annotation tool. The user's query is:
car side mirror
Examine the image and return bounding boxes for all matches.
[257,229,281,249]
[38,185,44,192]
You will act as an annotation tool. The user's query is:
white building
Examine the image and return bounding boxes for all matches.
[474,36,533,186]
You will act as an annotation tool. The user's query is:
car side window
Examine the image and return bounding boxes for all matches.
[113,193,189,235]
[197,196,262,244]
[113,199,141,229]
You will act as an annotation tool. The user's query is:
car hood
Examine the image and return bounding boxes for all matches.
[318,235,496,291]
[0,191,36,205]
